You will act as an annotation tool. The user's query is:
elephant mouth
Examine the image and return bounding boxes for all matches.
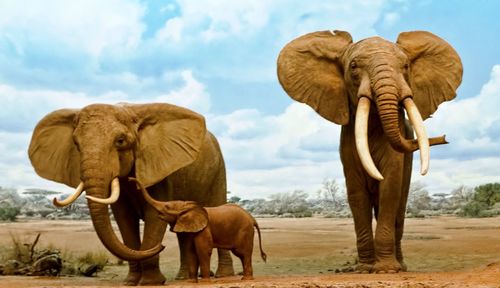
[53,177,121,207]
[354,96,443,181]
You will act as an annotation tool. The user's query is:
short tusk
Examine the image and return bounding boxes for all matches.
[53,182,85,207]
[355,97,384,181]
[403,98,430,175]
[86,178,120,204]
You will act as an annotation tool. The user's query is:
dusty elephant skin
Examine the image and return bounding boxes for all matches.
[131,177,267,282]
[277,30,462,273]
[28,103,234,285]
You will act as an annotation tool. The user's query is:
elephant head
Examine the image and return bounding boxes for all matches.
[277,30,462,180]
[28,103,207,260]
[130,177,208,233]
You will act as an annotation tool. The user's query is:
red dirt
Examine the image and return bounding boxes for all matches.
[1,216,499,287]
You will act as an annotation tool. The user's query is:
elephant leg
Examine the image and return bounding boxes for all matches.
[193,232,212,281]
[373,175,403,273]
[395,151,412,272]
[232,247,254,280]
[110,201,142,286]
[215,248,235,277]
[139,206,168,285]
[175,233,192,280]
[347,187,376,273]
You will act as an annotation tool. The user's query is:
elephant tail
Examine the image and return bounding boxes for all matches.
[253,220,267,263]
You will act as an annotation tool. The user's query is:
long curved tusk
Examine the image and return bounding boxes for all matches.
[86,178,120,204]
[355,97,384,181]
[53,182,85,207]
[403,98,430,175]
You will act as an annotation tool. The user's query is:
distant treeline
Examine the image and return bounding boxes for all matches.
[1,181,499,221]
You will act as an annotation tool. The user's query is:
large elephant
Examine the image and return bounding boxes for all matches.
[277,30,462,273]
[28,103,234,285]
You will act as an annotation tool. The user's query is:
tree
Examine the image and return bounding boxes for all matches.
[459,183,500,217]
[316,178,347,212]
[472,183,500,207]
[406,182,431,215]
[449,185,473,210]
[228,196,241,204]
[268,190,312,217]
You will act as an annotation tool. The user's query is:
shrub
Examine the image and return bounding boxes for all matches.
[0,205,20,221]
[459,201,488,217]
[459,183,500,217]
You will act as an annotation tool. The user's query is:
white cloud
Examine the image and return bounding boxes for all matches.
[155,0,385,43]
[0,0,145,57]
[425,65,500,158]
[155,0,269,43]
[153,70,211,114]
[412,64,500,193]
[0,84,127,132]
[209,103,342,198]
[382,12,400,27]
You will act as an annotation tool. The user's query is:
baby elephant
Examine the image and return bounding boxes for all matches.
[129,178,267,282]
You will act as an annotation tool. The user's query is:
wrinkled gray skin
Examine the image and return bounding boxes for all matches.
[28,103,234,285]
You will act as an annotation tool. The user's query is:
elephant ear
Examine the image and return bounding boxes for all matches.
[130,103,206,188]
[173,203,208,233]
[28,109,81,188]
[397,31,463,120]
[277,30,353,125]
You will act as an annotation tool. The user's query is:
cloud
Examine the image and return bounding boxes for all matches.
[411,64,500,192]
[0,69,208,132]
[0,0,145,57]
[153,70,211,114]
[425,64,500,160]
[208,103,343,198]
[154,1,270,43]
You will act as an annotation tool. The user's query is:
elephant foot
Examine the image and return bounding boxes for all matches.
[123,271,141,286]
[175,266,189,280]
[241,275,254,280]
[355,262,374,273]
[373,259,401,274]
[399,260,408,272]
[139,268,166,286]
[199,278,212,283]
[215,264,235,278]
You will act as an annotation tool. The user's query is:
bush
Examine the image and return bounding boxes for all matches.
[459,201,488,217]
[459,183,500,217]
[0,205,20,221]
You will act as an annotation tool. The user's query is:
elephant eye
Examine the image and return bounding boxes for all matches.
[403,63,409,70]
[115,135,128,149]
[350,60,357,70]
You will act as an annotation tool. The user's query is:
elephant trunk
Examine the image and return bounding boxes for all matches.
[82,159,164,261]
[372,65,418,153]
[129,177,167,213]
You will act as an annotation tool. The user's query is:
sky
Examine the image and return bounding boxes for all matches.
[1,0,499,199]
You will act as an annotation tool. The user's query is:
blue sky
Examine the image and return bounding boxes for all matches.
[1,0,499,199]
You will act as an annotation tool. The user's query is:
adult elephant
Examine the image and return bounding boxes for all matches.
[277,30,462,273]
[28,103,234,285]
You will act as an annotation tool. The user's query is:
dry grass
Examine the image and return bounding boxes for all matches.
[0,216,499,286]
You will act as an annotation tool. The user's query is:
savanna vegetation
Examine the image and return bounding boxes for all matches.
[1,181,499,223]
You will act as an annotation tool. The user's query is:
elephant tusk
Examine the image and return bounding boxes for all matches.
[403,98,430,175]
[53,182,85,207]
[86,178,120,204]
[355,97,384,181]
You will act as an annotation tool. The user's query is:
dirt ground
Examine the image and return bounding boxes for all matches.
[0,216,499,287]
